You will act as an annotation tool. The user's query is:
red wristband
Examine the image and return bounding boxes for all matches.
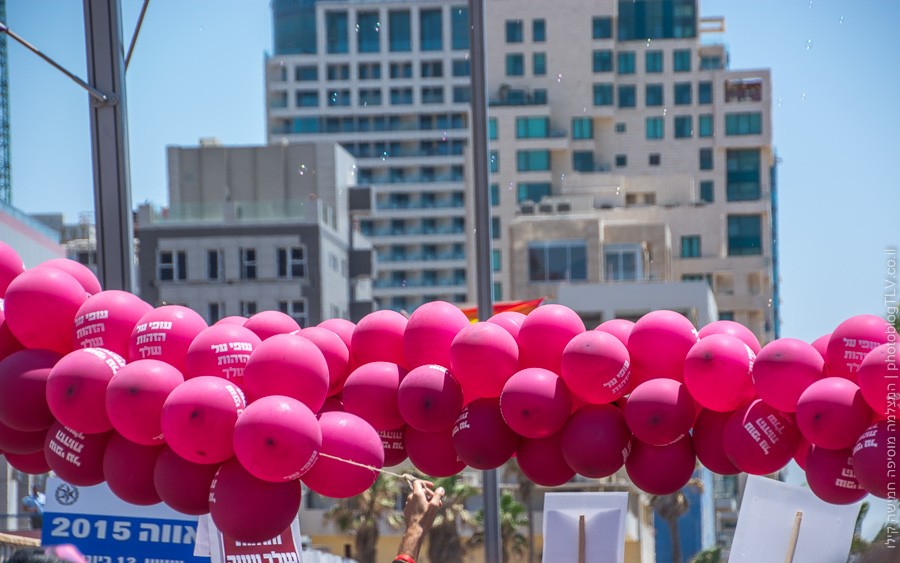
[394,555,416,563]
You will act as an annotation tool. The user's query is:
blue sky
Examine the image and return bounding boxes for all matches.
[6,0,898,540]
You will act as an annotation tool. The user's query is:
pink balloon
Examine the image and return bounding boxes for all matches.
[683,334,755,412]
[405,426,466,477]
[698,320,761,354]
[752,338,825,413]
[724,399,799,475]
[0,241,24,297]
[233,395,322,482]
[4,267,88,355]
[500,368,572,439]
[154,446,221,515]
[45,422,111,486]
[214,316,247,327]
[692,409,740,475]
[0,314,25,362]
[103,433,163,505]
[209,458,303,543]
[806,446,867,504]
[626,310,698,386]
[351,310,407,366]
[796,377,873,450]
[516,305,585,374]
[397,364,463,432]
[794,436,812,471]
[128,305,208,374]
[560,330,630,404]
[594,319,634,347]
[243,311,300,341]
[73,290,153,357]
[826,315,896,382]
[626,436,696,495]
[184,324,262,385]
[450,321,519,401]
[811,334,830,362]
[0,421,47,455]
[857,343,896,419]
[298,327,351,397]
[38,258,102,295]
[5,450,51,475]
[404,301,469,369]
[516,433,575,487]
[852,421,897,499]
[47,348,125,434]
[161,376,246,464]
[342,361,406,431]
[106,359,184,446]
[379,426,408,467]
[624,379,695,446]
[302,411,384,498]
[242,334,329,411]
[561,405,631,478]
[487,311,526,340]
[0,349,61,431]
[452,398,519,470]
[317,318,356,351]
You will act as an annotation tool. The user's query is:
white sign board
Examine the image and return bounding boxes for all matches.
[542,492,628,563]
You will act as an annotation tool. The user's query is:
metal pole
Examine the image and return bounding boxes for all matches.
[84,0,134,292]
[124,0,150,70]
[468,1,501,562]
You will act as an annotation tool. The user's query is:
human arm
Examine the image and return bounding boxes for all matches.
[394,479,445,563]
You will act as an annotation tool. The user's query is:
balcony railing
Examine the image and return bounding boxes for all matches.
[375,199,464,211]
[378,251,466,262]
[373,277,467,288]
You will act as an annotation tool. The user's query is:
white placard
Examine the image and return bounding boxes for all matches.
[542,492,628,563]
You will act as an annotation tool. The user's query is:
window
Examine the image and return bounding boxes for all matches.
[699,148,714,170]
[719,311,735,321]
[453,86,471,103]
[326,11,348,54]
[240,248,257,280]
[617,51,636,74]
[517,182,551,203]
[391,87,413,105]
[328,89,350,106]
[572,117,593,139]
[359,88,382,106]
[617,85,636,108]
[357,11,380,52]
[390,62,412,79]
[492,249,501,272]
[645,84,663,106]
[593,83,613,106]
[389,11,411,52]
[727,215,763,256]
[604,243,642,282]
[490,183,499,206]
[452,59,470,77]
[240,301,258,317]
[645,50,663,73]
[725,78,763,102]
[358,63,381,80]
[615,122,626,133]
[451,7,469,50]
[618,0,696,40]
[326,64,349,80]
[517,150,551,171]
[646,117,664,140]
[493,282,503,301]
[533,53,547,76]
[573,151,595,172]
[725,112,763,135]
[420,9,443,51]
[649,153,661,166]
[593,50,613,73]
[699,181,714,203]
[490,151,499,174]
[506,20,524,42]
[295,65,318,81]
[673,49,692,72]
[207,302,224,324]
[533,19,546,42]
[516,116,549,138]
[727,149,762,201]
[491,216,501,240]
[674,82,692,105]
[158,250,186,282]
[207,250,223,281]
[489,118,498,140]
[294,90,318,107]
[277,247,306,279]
[615,154,627,167]
[506,54,524,76]
[699,81,713,104]
[674,116,693,138]
[278,299,309,327]
[421,86,444,104]
[421,60,443,78]
[681,235,701,258]
[529,240,588,282]
[592,16,612,39]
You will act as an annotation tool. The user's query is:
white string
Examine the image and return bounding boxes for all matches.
[317,452,419,487]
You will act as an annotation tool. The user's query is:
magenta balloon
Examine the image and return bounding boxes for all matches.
[405,426,466,477]
[594,319,634,347]
[0,421,46,455]
[6,450,51,475]
[154,446,221,515]
[0,315,25,362]
[0,349,61,431]
[160,376,246,464]
[318,318,356,352]
[683,334,755,412]
[852,421,897,499]
[806,446,867,505]
[45,422,111,486]
[0,241,24,297]
[826,315,896,382]
[184,324,262,386]
[404,301,469,370]
[692,409,740,475]
[500,368,572,439]
[857,343,895,419]
[449,321,519,401]
[342,361,406,431]
[209,458,303,543]
[4,267,88,355]
[752,338,825,413]
[561,405,631,478]
[452,398,519,470]
[242,333,329,411]
[626,310,698,386]
[73,290,153,357]
[106,359,184,446]
[626,436,696,495]
[561,330,631,404]
[397,364,463,432]
[302,411,384,498]
[794,436,812,471]
[516,305,585,374]
[38,258,102,295]
[516,433,575,487]
[103,433,164,505]
[698,320,761,354]
[128,305,208,374]
[214,316,248,327]
[233,395,322,482]
[624,379,695,446]
[243,311,300,341]
[795,377,873,450]
[47,348,125,434]
[318,396,344,414]
[810,334,830,363]
[351,310,407,366]
[379,426,408,467]
[487,311,527,340]
[298,327,351,397]
[723,399,799,475]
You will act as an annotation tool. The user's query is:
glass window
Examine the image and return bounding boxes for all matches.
[615,154,627,167]
[699,147,714,170]
[646,117,664,140]
[517,150,551,171]
[604,243,642,282]
[326,11,349,54]
[421,60,443,78]
[506,54,524,76]
[357,11,380,53]
[533,53,547,76]
[295,65,318,81]
[453,86,471,103]
[592,16,612,39]
[649,153,661,166]
[390,62,412,78]
[572,117,593,139]
[359,88,382,106]
[645,50,663,73]
[617,0,697,41]
[207,249,223,281]
[493,282,503,301]
[506,20,524,43]
[274,0,316,55]
[681,235,701,258]
[240,301,258,317]
[492,249,502,272]
[618,85,636,108]
[727,215,763,256]
[615,122,626,133]
[389,10,411,52]
[358,63,381,80]
[674,82,692,105]
[529,240,588,282]
[158,250,186,281]
[699,114,713,138]
[421,86,444,104]
[327,64,349,80]
[533,19,546,42]
[645,84,663,106]
[699,81,713,104]
[490,151,499,174]
[277,299,308,328]
[725,112,763,135]
[452,59,470,77]
[240,248,257,280]
[700,181,714,203]
[207,302,224,324]
[674,116,692,138]
[489,118,498,140]
[328,89,350,106]
[573,151,595,172]
[390,87,413,105]
[593,83,614,106]
[725,78,763,102]
[726,149,761,201]
[516,116,549,138]
[673,49,692,72]
[517,182,551,203]
[420,9,443,51]
[617,51,636,74]
[533,89,548,104]
[492,216,501,240]
[490,183,499,206]
[277,247,307,278]
[593,50,613,73]
[293,117,318,133]
[296,90,319,107]
[451,7,469,50]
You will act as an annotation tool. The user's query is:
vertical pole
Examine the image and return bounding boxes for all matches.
[468,1,500,562]
[84,0,134,292]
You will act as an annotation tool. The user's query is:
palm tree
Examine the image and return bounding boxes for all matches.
[425,476,478,563]
[850,501,871,555]
[650,479,704,563]
[325,475,403,563]
[471,490,529,562]
[690,546,721,563]
[505,460,537,563]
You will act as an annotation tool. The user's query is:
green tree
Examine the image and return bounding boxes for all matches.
[690,546,721,563]
[425,476,478,563]
[505,461,537,563]
[851,501,871,555]
[325,475,403,563]
[471,490,529,562]
[650,479,704,563]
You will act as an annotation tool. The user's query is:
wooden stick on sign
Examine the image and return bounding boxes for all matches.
[578,514,586,563]
[784,511,803,563]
